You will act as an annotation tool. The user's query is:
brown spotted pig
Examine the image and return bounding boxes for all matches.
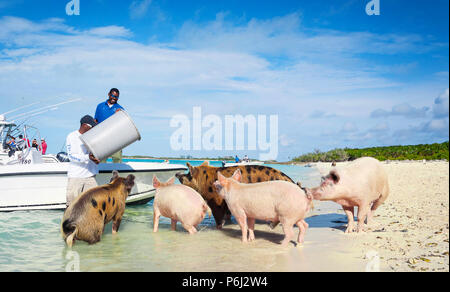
[61,171,135,247]
[175,161,297,229]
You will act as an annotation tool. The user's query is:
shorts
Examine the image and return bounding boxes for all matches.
[66,176,98,206]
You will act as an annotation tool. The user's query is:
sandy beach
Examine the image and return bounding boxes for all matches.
[308,160,449,272]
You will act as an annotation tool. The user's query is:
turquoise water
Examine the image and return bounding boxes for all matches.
[0,160,322,272]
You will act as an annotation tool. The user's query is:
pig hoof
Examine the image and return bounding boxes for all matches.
[344,227,355,234]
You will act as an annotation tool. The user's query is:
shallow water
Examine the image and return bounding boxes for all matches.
[0,161,366,272]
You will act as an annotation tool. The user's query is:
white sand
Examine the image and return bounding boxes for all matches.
[309,160,449,272]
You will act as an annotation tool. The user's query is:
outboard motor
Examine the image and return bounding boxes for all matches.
[56,151,70,162]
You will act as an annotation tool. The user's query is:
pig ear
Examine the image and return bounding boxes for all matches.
[217,171,226,184]
[125,174,135,188]
[200,161,209,166]
[329,170,340,183]
[231,169,242,182]
[111,170,119,182]
[153,175,161,188]
[186,162,197,175]
[166,176,176,186]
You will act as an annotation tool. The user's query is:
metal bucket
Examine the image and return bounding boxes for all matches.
[80,111,141,160]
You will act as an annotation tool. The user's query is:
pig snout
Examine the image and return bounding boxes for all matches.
[310,187,324,200]
[213,180,224,196]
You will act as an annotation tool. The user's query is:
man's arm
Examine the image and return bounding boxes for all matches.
[94,103,101,123]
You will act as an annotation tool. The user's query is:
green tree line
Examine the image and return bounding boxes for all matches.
[291,141,449,162]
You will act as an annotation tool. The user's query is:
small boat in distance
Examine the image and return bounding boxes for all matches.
[223,161,264,167]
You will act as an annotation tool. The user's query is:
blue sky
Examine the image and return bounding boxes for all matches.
[0,0,448,161]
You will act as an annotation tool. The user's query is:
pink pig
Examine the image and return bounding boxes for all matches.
[213,169,313,246]
[153,176,210,234]
[307,157,389,233]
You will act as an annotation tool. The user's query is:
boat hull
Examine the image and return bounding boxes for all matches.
[0,162,186,212]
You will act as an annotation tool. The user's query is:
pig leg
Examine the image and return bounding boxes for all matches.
[181,223,197,235]
[112,218,122,234]
[357,204,370,233]
[247,218,256,242]
[296,220,308,244]
[280,219,295,246]
[112,209,124,234]
[234,212,248,243]
[153,207,161,232]
[171,219,177,231]
[343,206,356,233]
[368,195,386,226]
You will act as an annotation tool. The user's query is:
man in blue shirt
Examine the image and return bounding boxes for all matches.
[94,88,124,123]
[94,88,124,162]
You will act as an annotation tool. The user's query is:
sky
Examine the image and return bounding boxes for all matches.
[0,0,448,161]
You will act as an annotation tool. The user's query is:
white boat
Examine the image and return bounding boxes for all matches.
[223,161,265,167]
[0,115,187,212]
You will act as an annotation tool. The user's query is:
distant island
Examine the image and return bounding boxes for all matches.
[290,141,449,163]
[124,141,449,163]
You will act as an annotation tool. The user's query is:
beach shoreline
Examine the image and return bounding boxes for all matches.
[306,160,449,272]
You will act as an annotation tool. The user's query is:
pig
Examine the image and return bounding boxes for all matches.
[175,161,298,229]
[213,169,313,246]
[61,171,135,247]
[152,175,210,234]
[307,157,389,233]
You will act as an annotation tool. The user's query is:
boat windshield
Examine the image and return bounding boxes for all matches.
[0,123,15,153]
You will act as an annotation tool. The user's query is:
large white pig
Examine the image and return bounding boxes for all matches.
[213,169,313,246]
[153,176,210,234]
[307,157,389,233]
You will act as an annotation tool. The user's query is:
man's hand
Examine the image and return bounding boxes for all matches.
[89,153,101,164]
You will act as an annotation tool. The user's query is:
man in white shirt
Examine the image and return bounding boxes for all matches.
[66,115,101,206]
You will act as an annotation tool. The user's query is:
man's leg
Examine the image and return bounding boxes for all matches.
[81,176,98,193]
[66,178,83,207]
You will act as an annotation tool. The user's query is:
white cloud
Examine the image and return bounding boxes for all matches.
[279,134,294,147]
[129,0,152,20]
[432,88,449,118]
[371,103,429,119]
[341,122,358,133]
